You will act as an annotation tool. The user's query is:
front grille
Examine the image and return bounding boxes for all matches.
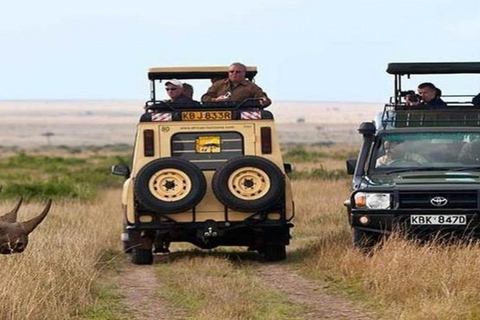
[398,190,478,209]
[171,132,244,170]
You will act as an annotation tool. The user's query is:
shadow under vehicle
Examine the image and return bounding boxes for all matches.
[112,66,294,264]
[345,62,480,249]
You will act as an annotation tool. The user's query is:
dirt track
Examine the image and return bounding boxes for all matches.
[117,256,378,320]
[255,263,377,320]
[117,264,186,320]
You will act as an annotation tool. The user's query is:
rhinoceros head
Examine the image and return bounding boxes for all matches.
[0,198,52,254]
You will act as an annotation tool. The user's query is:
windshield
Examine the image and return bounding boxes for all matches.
[372,132,480,170]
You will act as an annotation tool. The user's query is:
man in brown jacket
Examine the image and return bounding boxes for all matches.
[201,62,271,107]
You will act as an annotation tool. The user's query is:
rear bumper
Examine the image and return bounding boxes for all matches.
[126,220,294,248]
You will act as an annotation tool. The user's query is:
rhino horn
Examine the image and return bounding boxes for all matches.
[0,197,23,223]
[21,200,52,234]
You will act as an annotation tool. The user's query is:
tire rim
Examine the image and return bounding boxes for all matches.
[228,166,270,200]
[148,168,191,201]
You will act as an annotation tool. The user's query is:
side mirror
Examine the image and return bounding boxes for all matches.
[346,159,357,175]
[111,165,131,178]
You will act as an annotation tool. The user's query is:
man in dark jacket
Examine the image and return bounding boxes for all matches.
[201,62,271,107]
[405,82,447,109]
[164,79,192,103]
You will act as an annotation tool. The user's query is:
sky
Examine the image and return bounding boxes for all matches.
[1,0,480,102]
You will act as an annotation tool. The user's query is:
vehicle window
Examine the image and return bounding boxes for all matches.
[373,132,480,169]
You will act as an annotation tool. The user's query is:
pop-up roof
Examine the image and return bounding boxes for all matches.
[148,66,258,81]
[387,62,480,75]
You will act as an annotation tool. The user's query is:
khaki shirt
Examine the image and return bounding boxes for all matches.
[201,79,271,107]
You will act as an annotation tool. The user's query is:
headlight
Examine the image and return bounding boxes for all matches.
[354,192,390,209]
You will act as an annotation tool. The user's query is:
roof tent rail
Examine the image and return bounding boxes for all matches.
[148,66,258,81]
[387,62,480,75]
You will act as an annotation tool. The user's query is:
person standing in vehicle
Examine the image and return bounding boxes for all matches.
[164,79,192,103]
[201,62,271,107]
[405,82,447,109]
[183,83,194,99]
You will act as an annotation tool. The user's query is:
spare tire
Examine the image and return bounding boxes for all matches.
[134,158,206,214]
[212,156,284,212]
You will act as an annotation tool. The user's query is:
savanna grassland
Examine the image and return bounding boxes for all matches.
[2,145,480,319]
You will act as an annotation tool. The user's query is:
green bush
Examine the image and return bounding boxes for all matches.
[289,167,348,180]
[0,153,130,201]
[283,146,355,162]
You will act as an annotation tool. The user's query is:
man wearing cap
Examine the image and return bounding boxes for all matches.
[201,62,271,107]
[164,79,192,103]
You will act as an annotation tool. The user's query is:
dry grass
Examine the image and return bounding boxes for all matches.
[289,151,480,320]
[3,146,480,319]
[0,190,123,319]
[154,255,301,320]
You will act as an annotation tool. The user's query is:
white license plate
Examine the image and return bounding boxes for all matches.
[410,215,467,225]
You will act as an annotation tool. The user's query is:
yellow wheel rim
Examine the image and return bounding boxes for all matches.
[148,168,191,202]
[228,167,270,200]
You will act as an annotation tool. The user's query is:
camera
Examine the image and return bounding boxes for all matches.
[401,90,420,103]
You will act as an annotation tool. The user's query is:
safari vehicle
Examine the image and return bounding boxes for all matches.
[345,62,480,249]
[112,66,294,264]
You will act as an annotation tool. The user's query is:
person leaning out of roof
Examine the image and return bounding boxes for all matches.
[201,62,272,107]
[405,82,447,109]
[164,79,193,103]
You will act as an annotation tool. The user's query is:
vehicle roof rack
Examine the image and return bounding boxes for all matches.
[387,62,480,75]
[380,105,480,129]
[148,66,258,81]
[143,99,265,111]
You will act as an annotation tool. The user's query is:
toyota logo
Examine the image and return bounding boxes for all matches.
[430,196,448,207]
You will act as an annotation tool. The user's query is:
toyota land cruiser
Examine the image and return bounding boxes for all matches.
[345,62,480,249]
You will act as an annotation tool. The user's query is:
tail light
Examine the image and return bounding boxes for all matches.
[143,129,155,157]
[260,127,272,154]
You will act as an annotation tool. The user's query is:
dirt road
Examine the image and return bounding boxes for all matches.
[116,255,378,320]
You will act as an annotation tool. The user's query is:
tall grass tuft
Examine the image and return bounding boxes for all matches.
[0,190,124,319]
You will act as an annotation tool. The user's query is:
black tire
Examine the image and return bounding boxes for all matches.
[353,228,381,250]
[131,248,153,265]
[263,244,287,261]
[212,156,285,212]
[134,158,206,214]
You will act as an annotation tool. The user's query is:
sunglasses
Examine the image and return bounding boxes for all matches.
[165,87,178,91]
[229,70,243,74]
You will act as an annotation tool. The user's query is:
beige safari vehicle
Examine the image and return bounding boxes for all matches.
[112,66,295,265]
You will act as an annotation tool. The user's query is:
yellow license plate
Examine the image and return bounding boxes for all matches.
[196,136,221,153]
[182,111,232,121]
